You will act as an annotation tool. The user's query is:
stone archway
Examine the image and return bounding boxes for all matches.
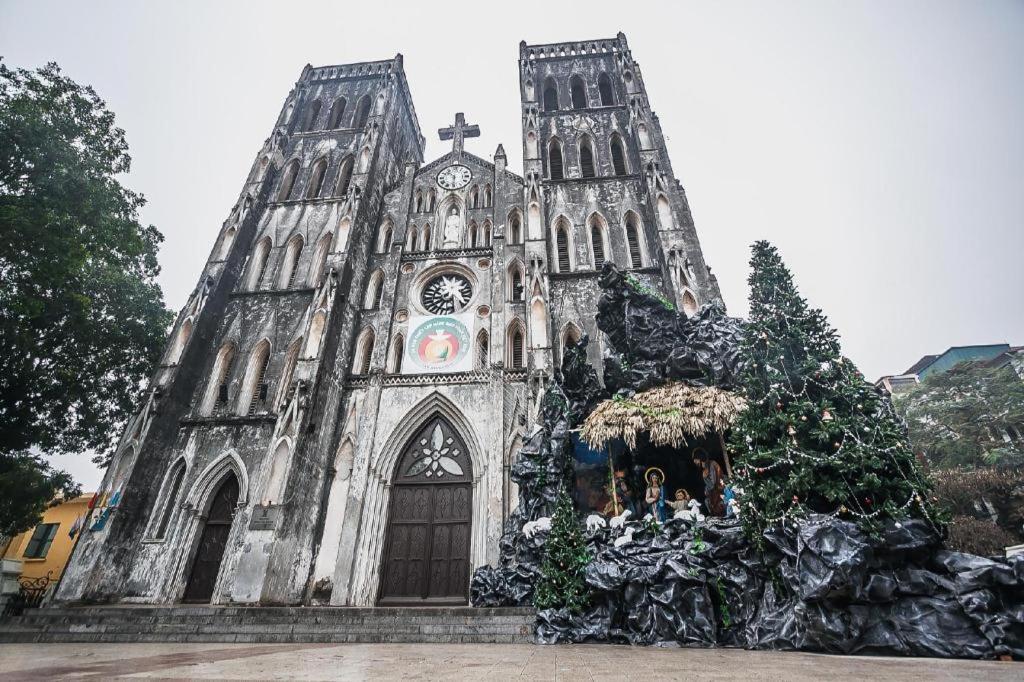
[377,415,473,605]
[182,472,239,603]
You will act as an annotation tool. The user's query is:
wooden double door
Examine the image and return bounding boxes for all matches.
[378,417,472,605]
[183,474,238,603]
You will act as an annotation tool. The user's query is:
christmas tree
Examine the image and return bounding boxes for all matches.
[731,241,944,538]
[533,487,591,613]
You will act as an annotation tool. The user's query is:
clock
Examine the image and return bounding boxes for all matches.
[437,165,472,190]
[421,274,472,315]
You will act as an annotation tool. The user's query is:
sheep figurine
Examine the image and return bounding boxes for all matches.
[673,498,705,522]
[585,514,607,532]
[613,527,635,548]
[521,516,552,539]
[608,508,632,530]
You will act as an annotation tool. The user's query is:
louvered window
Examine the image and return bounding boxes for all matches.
[511,330,524,369]
[626,218,643,268]
[591,225,605,267]
[556,227,571,272]
[549,143,564,180]
[580,143,595,178]
[248,352,270,415]
[611,137,627,175]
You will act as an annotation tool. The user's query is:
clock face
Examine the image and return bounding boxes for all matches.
[437,165,472,190]
[421,274,473,315]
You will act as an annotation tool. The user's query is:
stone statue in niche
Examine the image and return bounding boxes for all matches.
[443,207,462,249]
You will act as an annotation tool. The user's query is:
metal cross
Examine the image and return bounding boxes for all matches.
[438,112,480,158]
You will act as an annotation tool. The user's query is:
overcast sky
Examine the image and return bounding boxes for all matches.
[3,0,1022,489]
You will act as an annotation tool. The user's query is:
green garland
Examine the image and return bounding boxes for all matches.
[625,273,677,311]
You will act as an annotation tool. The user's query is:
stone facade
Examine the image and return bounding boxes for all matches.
[56,34,721,607]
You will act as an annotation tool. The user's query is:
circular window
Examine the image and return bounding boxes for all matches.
[421,273,473,315]
[401,262,415,274]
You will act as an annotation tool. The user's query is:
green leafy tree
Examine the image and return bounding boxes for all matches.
[0,452,79,538]
[730,242,943,537]
[0,61,171,535]
[533,488,591,613]
[895,361,1024,469]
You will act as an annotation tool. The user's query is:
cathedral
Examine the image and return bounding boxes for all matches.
[56,34,721,607]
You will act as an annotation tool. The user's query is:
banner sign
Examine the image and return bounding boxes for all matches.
[405,313,474,374]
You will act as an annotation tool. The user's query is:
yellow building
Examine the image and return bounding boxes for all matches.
[2,494,94,584]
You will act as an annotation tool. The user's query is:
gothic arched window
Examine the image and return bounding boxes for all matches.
[484,184,492,207]
[508,323,525,369]
[408,225,419,251]
[327,97,347,129]
[248,237,272,290]
[548,138,564,180]
[377,220,393,254]
[476,330,489,370]
[278,160,300,202]
[335,156,354,197]
[309,232,332,287]
[657,194,674,230]
[610,134,628,176]
[509,262,525,301]
[624,212,644,268]
[276,337,303,409]
[570,75,587,109]
[306,157,329,199]
[388,333,404,373]
[508,211,523,244]
[302,99,321,131]
[279,235,304,289]
[482,220,492,247]
[469,185,479,209]
[579,136,596,178]
[468,220,478,248]
[421,223,431,251]
[353,95,371,129]
[239,339,271,416]
[364,270,384,309]
[217,225,237,260]
[153,458,186,540]
[414,190,423,213]
[598,73,614,106]
[543,77,558,111]
[201,342,236,415]
[554,218,571,273]
[426,189,436,212]
[353,328,375,374]
[589,215,607,268]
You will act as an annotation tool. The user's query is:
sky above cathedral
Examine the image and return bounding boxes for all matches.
[2,0,1022,488]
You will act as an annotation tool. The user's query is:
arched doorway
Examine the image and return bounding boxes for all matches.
[183,473,239,603]
[378,416,472,605]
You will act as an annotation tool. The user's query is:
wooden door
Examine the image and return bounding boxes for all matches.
[379,417,472,605]
[183,474,238,603]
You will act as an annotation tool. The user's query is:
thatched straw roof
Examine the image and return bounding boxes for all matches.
[580,383,747,450]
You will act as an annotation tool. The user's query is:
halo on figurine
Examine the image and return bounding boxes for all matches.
[674,488,688,499]
[644,467,665,486]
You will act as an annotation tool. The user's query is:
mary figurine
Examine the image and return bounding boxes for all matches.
[644,467,668,522]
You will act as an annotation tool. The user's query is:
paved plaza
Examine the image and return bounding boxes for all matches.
[0,643,1020,681]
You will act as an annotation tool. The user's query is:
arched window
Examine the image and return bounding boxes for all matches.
[306,158,329,199]
[201,342,236,415]
[238,340,271,416]
[364,270,384,309]
[263,439,292,505]
[279,235,304,289]
[561,324,582,363]
[248,237,272,290]
[353,95,371,128]
[217,225,237,260]
[469,185,479,209]
[579,136,596,178]
[426,189,436,212]
[277,160,300,201]
[302,99,321,131]
[508,211,523,244]
[153,458,186,540]
[509,262,525,301]
[377,220,393,254]
[554,218,571,273]
[610,135,627,176]
[168,318,192,365]
[374,92,386,114]
[570,75,587,109]
[598,73,614,106]
[476,330,489,370]
[388,334,404,373]
[526,131,539,159]
[482,219,492,247]
[637,122,653,149]
[624,212,644,268]
[542,77,558,111]
[528,202,541,241]
[589,215,607,268]
[305,310,326,358]
[276,337,302,409]
[681,290,698,318]
[484,184,492,207]
[414,190,423,213]
[335,156,354,197]
[337,216,351,252]
[309,232,332,287]
[508,323,525,369]
[530,299,549,349]
[408,225,419,251]
[327,97,347,128]
[358,147,371,173]
[548,138,564,180]
[657,194,674,230]
[353,328,375,374]
[468,220,478,248]
[421,223,431,251]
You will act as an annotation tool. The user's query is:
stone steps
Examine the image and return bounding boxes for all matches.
[0,605,537,644]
